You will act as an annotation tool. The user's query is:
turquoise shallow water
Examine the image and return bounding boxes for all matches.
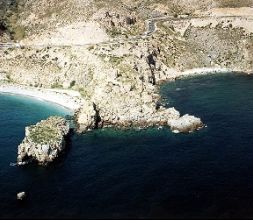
[1,72,253,218]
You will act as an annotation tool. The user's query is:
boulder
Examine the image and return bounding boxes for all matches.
[17,192,26,200]
[168,114,204,133]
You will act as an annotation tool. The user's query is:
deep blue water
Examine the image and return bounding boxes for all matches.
[1,72,253,218]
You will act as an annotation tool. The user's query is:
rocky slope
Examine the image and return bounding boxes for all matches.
[17,116,70,165]
[1,0,253,133]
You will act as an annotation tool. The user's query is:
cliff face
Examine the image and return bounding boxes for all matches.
[0,0,26,41]
[1,0,253,133]
[17,116,70,165]
[0,0,13,41]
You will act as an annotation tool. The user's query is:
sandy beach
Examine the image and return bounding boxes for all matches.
[0,84,83,112]
[178,67,234,78]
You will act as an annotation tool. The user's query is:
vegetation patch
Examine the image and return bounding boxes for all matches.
[109,56,124,66]
[107,27,122,37]
[51,82,63,89]
[29,124,61,144]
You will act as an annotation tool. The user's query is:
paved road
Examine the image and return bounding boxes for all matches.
[1,15,252,49]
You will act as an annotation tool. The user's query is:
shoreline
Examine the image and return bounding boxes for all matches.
[0,68,251,133]
[0,84,83,113]
[156,67,252,84]
[172,67,251,81]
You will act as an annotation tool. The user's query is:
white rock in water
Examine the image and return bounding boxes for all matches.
[17,192,26,200]
[168,114,204,133]
[172,129,180,134]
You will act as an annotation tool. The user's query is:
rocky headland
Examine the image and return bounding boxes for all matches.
[17,116,70,165]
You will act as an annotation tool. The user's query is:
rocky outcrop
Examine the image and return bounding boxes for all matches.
[17,192,26,200]
[17,116,70,166]
[168,114,204,133]
[74,103,204,134]
[75,101,99,132]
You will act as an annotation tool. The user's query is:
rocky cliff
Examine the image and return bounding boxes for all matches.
[17,116,70,166]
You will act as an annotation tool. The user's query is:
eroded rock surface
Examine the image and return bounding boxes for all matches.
[168,114,204,133]
[75,101,99,132]
[17,116,70,166]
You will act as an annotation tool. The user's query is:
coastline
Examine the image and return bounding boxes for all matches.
[0,68,250,133]
[76,67,246,132]
[179,67,234,78]
[0,84,83,112]
[156,67,252,85]
[167,67,251,82]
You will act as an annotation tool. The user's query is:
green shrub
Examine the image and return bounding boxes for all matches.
[69,80,76,88]
[51,82,62,89]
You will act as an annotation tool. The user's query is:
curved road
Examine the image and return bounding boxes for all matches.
[0,15,252,49]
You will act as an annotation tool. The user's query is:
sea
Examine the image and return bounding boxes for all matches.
[0,72,253,218]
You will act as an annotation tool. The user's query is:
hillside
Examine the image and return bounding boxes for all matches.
[0,0,253,131]
[1,0,252,42]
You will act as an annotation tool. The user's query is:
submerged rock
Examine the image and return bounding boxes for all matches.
[17,116,70,166]
[17,192,26,200]
[168,114,204,133]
